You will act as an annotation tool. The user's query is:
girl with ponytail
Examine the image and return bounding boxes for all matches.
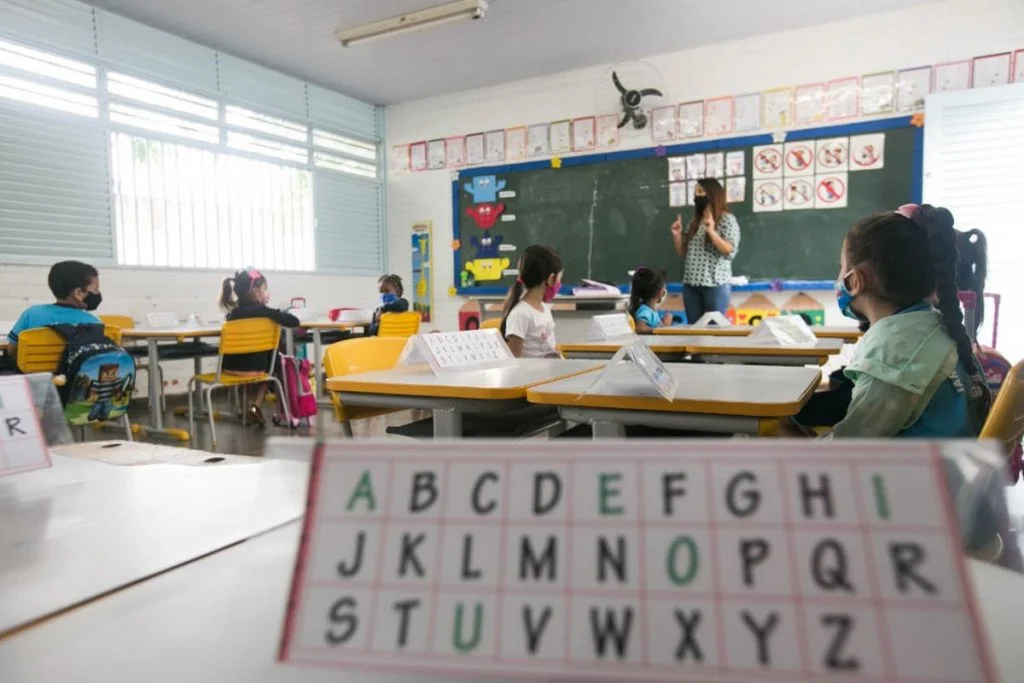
[826,204,991,437]
[500,245,563,358]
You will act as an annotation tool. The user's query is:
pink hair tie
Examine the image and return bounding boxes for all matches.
[896,204,919,219]
[515,277,524,285]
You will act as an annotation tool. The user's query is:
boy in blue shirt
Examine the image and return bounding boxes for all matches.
[7,261,103,354]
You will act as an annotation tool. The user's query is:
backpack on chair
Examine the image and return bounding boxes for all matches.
[273,353,317,428]
[50,324,136,426]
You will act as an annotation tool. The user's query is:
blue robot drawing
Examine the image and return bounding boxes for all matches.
[471,233,504,259]
[464,175,506,203]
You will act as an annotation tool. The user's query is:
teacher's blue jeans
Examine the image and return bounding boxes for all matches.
[682,284,731,323]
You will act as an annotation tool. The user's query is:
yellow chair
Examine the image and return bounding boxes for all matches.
[627,315,636,332]
[980,360,1024,460]
[377,311,421,337]
[100,314,164,411]
[323,336,408,437]
[481,318,501,330]
[15,327,132,439]
[187,318,291,449]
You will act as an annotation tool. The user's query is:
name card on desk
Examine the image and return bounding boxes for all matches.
[581,339,678,401]
[280,440,997,683]
[399,330,515,374]
[586,313,636,340]
[692,311,732,328]
[750,316,818,346]
[0,376,51,477]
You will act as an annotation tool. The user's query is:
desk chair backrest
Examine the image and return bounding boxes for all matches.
[481,318,501,330]
[219,318,281,357]
[16,327,64,373]
[377,311,421,338]
[324,336,409,378]
[980,360,1024,460]
[100,315,135,332]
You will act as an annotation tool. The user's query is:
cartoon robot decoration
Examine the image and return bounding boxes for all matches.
[465,203,504,229]
[464,175,506,203]
[464,257,511,283]
[781,293,825,326]
[471,232,504,259]
[734,294,779,326]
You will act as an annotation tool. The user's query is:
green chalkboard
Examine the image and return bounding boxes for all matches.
[455,120,918,291]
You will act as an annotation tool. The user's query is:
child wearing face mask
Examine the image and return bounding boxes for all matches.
[7,261,103,355]
[822,205,991,438]
[367,274,410,336]
[219,268,300,425]
[500,245,563,358]
[629,267,674,333]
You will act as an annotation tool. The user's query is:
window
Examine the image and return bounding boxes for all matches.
[109,102,219,144]
[111,133,314,271]
[226,105,308,143]
[226,131,308,165]
[314,129,377,161]
[0,37,97,117]
[107,71,217,120]
[0,37,96,88]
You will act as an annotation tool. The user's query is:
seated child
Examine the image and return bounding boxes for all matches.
[629,267,674,333]
[824,205,991,438]
[500,245,563,358]
[219,268,299,425]
[8,260,103,355]
[367,274,410,336]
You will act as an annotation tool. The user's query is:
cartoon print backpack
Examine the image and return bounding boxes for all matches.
[274,353,317,428]
[50,324,136,426]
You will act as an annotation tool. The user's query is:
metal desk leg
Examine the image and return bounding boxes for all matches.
[313,329,324,402]
[285,328,295,357]
[147,338,163,430]
[432,409,463,438]
[592,420,627,438]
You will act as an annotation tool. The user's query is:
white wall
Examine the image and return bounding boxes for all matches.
[385,0,1024,332]
[0,266,377,395]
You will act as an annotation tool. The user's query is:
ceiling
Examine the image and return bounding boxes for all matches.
[84,0,945,105]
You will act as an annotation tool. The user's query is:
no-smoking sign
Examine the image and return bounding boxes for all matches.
[815,173,848,209]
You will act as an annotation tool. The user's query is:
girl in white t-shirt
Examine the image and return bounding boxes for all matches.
[500,245,563,358]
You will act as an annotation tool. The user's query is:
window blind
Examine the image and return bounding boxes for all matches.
[923,83,1024,361]
[314,171,384,275]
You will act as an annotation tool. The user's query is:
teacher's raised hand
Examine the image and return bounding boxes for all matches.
[670,214,683,236]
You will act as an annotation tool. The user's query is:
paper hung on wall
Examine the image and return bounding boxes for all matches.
[826,77,859,121]
[896,67,931,113]
[783,142,815,177]
[409,141,428,172]
[678,101,704,138]
[752,179,783,212]
[427,139,446,170]
[751,145,783,179]
[596,114,620,149]
[1015,50,1024,83]
[669,181,688,208]
[685,154,706,180]
[527,124,550,158]
[465,133,485,166]
[734,92,761,132]
[763,87,792,128]
[446,137,466,168]
[972,53,1012,88]
[726,176,746,204]
[549,120,572,155]
[704,97,733,136]
[705,152,725,179]
[816,138,850,173]
[392,144,410,173]
[794,84,827,124]
[725,151,745,177]
[850,133,885,171]
[572,117,596,151]
[815,173,849,209]
[506,128,527,162]
[485,130,505,163]
[651,105,678,143]
[686,180,698,205]
[934,60,972,93]
[783,178,814,211]
[668,157,687,183]
[860,71,896,116]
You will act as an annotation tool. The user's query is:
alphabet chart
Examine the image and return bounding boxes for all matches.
[0,376,51,477]
[281,440,996,683]
[399,330,515,374]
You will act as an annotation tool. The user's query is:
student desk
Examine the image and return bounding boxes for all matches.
[656,324,863,343]
[325,358,604,438]
[558,335,691,361]
[559,335,844,366]
[121,326,223,439]
[0,443,309,638]
[1,519,1019,682]
[527,362,822,436]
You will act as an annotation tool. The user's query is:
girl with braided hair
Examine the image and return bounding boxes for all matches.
[823,204,991,437]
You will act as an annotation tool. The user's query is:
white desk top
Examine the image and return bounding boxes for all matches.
[0,443,310,636]
[528,362,823,417]
[326,358,604,401]
[0,520,1018,683]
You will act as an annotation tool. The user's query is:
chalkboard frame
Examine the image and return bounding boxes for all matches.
[452,116,923,296]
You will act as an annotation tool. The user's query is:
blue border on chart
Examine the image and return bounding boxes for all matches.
[452,116,923,297]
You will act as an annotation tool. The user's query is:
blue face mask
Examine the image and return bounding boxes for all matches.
[380,292,397,306]
[835,272,866,321]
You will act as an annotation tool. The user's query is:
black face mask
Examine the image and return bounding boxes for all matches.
[694,196,709,214]
[84,291,103,311]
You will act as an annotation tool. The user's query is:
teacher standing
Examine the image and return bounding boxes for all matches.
[670,178,741,322]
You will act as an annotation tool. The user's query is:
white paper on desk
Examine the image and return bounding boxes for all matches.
[145,312,178,329]
[692,312,732,328]
[585,313,635,341]
[0,375,52,476]
[576,341,676,402]
[750,315,818,346]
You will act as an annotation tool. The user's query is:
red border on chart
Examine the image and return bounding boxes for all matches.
[445,136,465,169]
[676,101,702,139]
[464,132,484,166]
[408,140,427,172]
[933,59,973,91]
[504,126,528,161]
[1014,49,1024,83]
[704,96,734,136]
[427,138,446,170]
[793,82,826,125]
[826,76,860,121]
[971,52,1012,87]
[595,113,619,149]
[571,116,596,152]
[650,104,678,143]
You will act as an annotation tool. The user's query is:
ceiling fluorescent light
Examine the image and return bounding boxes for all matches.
[336,0,487,47]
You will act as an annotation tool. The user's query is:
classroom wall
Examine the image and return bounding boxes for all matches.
[384,0,1024,332]
[0,266,378,396]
